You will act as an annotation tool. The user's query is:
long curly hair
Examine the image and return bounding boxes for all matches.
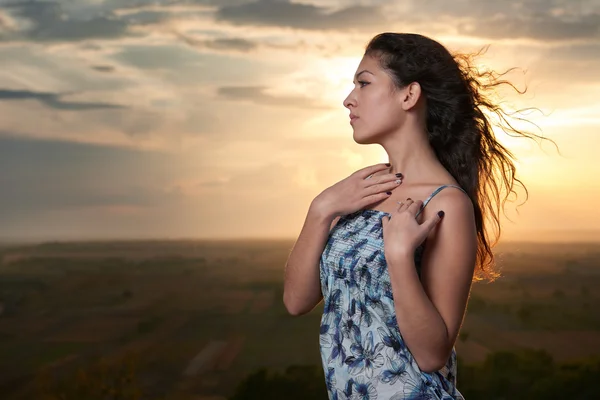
[364,32,556,282]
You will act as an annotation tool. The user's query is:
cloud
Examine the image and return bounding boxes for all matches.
[458,12,600,41]
[171,28,258,52]
[0,135,179,215]
[112,44,205,70]
[170,28,315,54]
[91,65,116,73]
[0,89,125,110]
[0,0,251,44]
[215,0,386,31]
[3,0,598,47]
[528,42,600,87]
[1,1,129,42]
[217,85,333,109]
[202,37,258,52]
[117,10,173,26]
[106,0,252,9]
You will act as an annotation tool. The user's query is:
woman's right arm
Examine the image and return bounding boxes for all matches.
[282,203,337,316]
[282,163,401,316]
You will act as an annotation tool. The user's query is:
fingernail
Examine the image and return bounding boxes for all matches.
[438,210,445,218]
[395,173,403,178]
[407,197,412,201]
[386,191,392,195]
[385,163,391,166]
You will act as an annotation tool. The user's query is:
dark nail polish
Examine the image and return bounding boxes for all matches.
[385,163,391,167]
[395,173,403,178]
[386,191,392,195]
[438,210,445,218]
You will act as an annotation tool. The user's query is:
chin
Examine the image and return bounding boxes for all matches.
[353,130,378,145]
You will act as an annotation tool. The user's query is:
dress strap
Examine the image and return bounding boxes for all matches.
[416,184,467,217]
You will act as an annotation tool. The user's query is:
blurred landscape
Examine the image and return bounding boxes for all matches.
[2,0,599,398]
[1,239,600,399]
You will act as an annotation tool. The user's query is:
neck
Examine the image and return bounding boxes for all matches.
[379,119,442,182]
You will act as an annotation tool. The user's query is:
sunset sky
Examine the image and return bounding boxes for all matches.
[1,0,599,242]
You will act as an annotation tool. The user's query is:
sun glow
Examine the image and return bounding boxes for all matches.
[319,56,363,104]
[299,56,363,133]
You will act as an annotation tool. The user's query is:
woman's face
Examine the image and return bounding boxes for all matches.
[343,55,406,144]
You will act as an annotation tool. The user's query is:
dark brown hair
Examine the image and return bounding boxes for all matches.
[365,32,556,281]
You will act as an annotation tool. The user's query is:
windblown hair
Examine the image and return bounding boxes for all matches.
[365,32,555,282]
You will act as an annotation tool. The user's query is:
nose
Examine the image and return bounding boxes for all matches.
[343,89,356,109]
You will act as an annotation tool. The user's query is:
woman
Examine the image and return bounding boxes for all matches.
[283,33,549,399]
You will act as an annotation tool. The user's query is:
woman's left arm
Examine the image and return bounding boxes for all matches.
[385,191,477,373]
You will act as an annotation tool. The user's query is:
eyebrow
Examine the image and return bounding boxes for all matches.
[354,69,373,80]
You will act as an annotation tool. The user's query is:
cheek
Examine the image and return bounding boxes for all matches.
[352,91,400,141]
[369,90,394,112]
[367,99,399,128]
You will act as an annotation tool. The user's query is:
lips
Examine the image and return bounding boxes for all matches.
[349,114,359,124]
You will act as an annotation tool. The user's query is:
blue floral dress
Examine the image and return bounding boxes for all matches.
[319,185,466,400]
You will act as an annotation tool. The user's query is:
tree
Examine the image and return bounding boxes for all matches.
[230,365,327,400]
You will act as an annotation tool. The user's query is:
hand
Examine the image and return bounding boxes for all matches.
[311,163,403,219]
[381,198,444,264]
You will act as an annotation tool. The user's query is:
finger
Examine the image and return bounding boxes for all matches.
[407,199,423,215]
[422,210,444,233]
[365,180,402,197]
[359,191,394,209]
[364,173,403,187]
[381,215,390,227]
[398,198,414,211]
[357,163,391,179]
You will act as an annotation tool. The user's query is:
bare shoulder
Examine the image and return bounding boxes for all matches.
[433,186,473,213]
[422,186,475,238]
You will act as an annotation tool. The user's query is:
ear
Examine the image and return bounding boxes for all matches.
[400,82,422,111]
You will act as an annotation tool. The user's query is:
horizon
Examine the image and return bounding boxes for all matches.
[3,229,600,246]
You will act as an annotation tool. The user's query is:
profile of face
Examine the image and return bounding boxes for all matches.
[343,55,422,145]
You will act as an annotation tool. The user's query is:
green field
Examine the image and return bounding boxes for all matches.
[0,240,599,399]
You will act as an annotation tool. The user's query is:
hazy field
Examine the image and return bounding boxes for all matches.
[0,239,599,399]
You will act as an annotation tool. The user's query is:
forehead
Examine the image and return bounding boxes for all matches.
[356,55,381,75]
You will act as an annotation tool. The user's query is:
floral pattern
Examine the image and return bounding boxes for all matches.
[319,185,466,400]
